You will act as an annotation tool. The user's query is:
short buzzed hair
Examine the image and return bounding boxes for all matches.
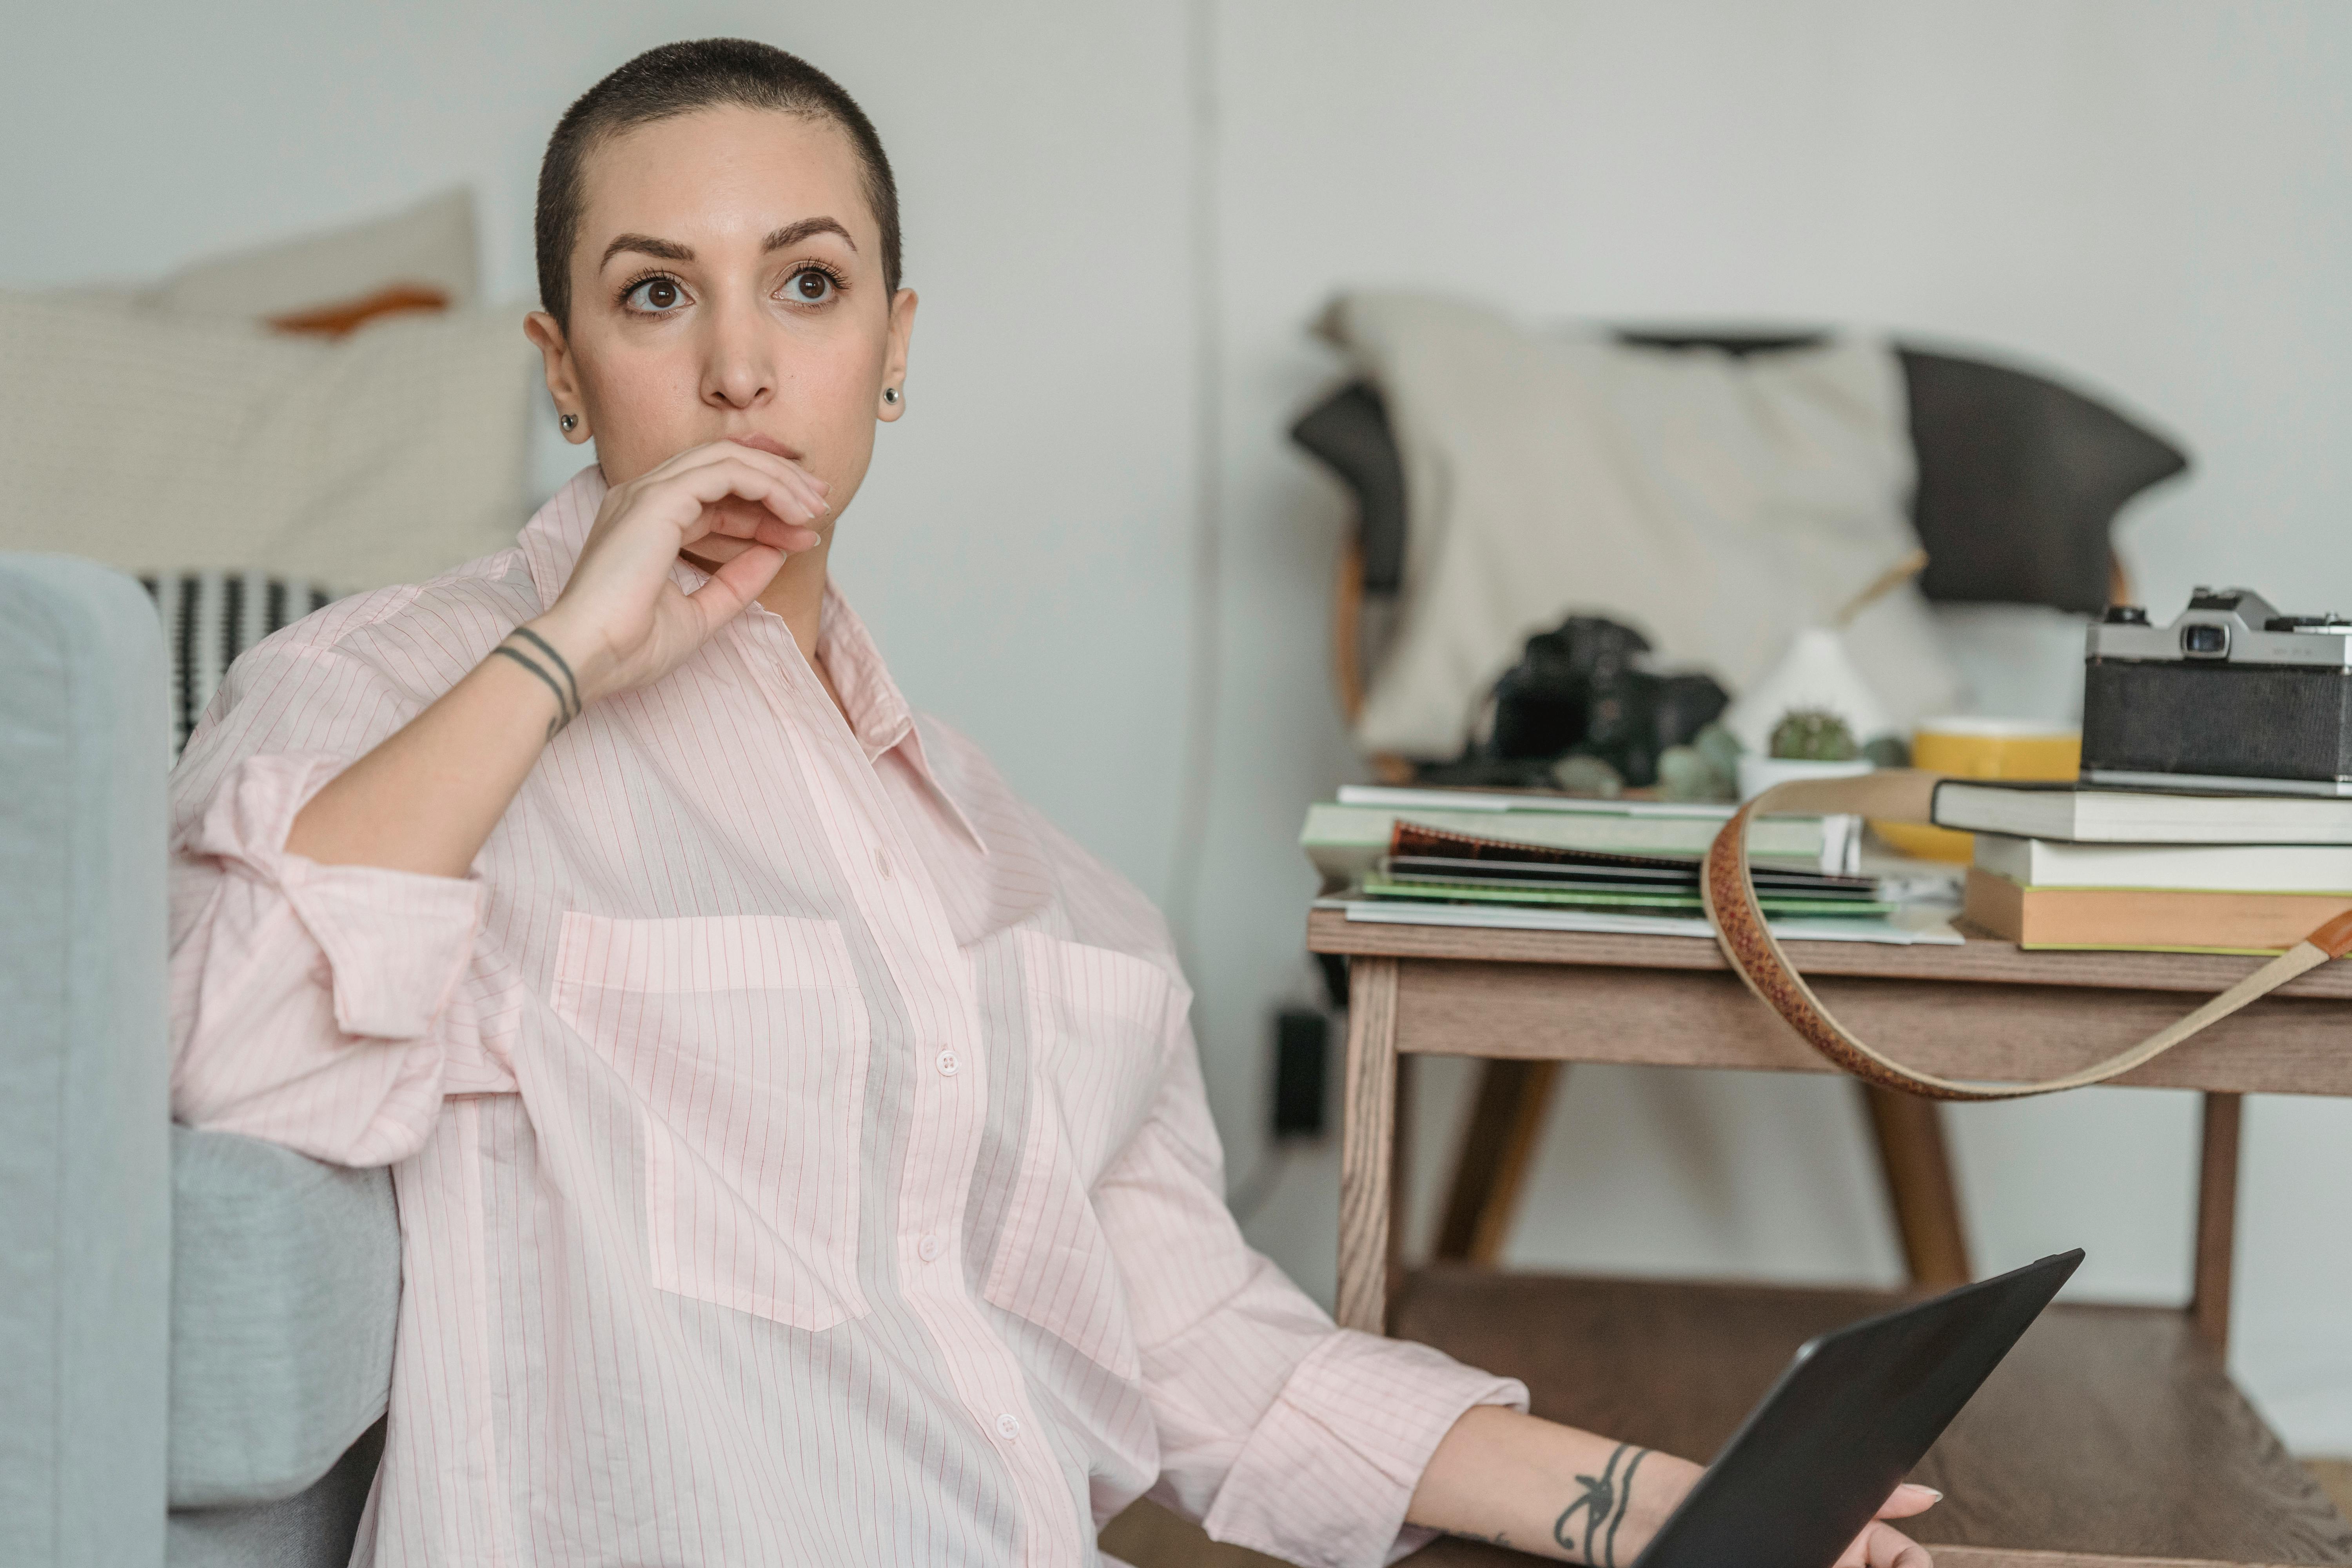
[535,39,902,323]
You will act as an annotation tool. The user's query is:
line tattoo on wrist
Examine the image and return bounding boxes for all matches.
[507,625,582,715]
[1553,1443,1648,1566]
[491,637,578,742]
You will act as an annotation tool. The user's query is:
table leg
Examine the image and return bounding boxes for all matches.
[1339,956,1400,1334]
[2191,1091,2242,1355]
[1390,1052,1415,1315]
[1860,1083,1974,1287]
[1434,1058,1564,1264]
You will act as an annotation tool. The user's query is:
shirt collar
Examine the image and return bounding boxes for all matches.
[519,465,608,611]
[517,465,987,854]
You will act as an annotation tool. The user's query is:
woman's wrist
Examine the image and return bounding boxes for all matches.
[487,628,583,743]
[1409,1406,1702,1565]
[516,612,617,709]
[1546,1445,1698,1565]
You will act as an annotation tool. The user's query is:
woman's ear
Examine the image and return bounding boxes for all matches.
[525,310,592,443]
[877,288,918,423]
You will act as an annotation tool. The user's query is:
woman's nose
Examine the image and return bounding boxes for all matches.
[700,299,776,410]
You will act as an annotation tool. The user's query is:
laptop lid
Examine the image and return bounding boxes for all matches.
[1634,1249,2085,1568]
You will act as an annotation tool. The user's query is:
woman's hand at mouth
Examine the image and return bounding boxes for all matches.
[530,439,829,704]
[281,438,825,876]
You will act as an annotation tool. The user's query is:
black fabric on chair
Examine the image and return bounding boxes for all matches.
[1290,382,1410,592]
[1896,348,2188,611]
[1289,334,2190,615]
[1614,329,1828,357]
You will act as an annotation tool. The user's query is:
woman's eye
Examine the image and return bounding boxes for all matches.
[783,268,837,305]
[624,276,685,313]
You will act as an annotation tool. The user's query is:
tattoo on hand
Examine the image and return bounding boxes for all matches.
[1553,1443,1648,1566]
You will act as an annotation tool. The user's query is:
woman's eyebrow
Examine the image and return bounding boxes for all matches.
[601,233,694,268]
[764,217,856,253]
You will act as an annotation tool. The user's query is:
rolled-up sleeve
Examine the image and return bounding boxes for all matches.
[167,628,519,1168]
[1093,1024,1527,1568]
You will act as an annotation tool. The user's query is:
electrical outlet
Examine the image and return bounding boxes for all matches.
[1272,1007,1329,1140]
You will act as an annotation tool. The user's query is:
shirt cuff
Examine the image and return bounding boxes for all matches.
[1200,1329,1530,1568]
[191,752,485,1039]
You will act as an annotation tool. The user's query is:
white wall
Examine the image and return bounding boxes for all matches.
[9,0,2349,1452]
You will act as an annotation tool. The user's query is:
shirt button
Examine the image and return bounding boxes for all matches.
[874,847,893,880]
[935,1048,960,1077]
[995,1412,1021,1442]
[918,1233,944,1262]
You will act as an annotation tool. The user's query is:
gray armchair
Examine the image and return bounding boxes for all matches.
[0,554,399,1568]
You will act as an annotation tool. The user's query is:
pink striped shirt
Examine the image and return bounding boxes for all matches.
[166,469,1524,1568]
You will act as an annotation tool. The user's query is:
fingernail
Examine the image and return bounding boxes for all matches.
[1906,1486,1943,1502]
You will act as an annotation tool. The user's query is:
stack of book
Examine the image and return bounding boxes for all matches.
[1302,785,1962,947]
[1939,782,2352,953]
[1303,784,1864,883]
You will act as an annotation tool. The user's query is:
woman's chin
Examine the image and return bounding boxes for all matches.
[679,540,753,577]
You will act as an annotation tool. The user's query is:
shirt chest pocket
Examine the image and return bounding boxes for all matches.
[551,913,871,1333]
[980,932,1179,1378]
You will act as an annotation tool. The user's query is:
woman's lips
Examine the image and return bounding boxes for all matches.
[725,432,802,463]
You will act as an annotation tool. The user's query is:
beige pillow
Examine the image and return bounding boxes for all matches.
[144,186,478,319]
[0,289,535,591]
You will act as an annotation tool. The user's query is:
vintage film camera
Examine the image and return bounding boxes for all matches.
[2082,588,2352,795]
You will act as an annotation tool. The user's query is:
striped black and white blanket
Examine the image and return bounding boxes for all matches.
[138,571,338,757]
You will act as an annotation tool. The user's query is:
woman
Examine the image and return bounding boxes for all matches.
[168,39,1937,1567]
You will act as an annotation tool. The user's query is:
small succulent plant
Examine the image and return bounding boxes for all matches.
[1768,707,1860,762]
[1549,753,1626,799]
[1655,746,1719,802]
[1657,722,1744,802]
[1693,721,1744,778]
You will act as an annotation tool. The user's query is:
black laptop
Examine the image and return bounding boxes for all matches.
[1635,1249,2085,1568]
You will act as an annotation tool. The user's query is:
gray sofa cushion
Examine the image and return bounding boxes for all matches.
[167,1420,383,1568]
[0,554,172,1568]
[169,1127,399,1509]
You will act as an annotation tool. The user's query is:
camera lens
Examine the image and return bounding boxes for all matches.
[2182,623,2229,657]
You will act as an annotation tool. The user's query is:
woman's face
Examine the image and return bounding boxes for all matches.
[527,105,915,564]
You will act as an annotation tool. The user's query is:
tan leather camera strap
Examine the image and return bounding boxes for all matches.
[1699,769,2352,1101]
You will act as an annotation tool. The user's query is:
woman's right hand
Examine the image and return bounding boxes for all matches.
[286,440,824,877]
[527,439,829,704]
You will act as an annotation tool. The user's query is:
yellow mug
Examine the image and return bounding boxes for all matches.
[1875,717,2082,862]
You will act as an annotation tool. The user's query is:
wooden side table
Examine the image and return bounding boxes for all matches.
[1310,908,2352,1567]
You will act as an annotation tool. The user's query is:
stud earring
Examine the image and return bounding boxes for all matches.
[882,387,900,405]
[560,414,579,432]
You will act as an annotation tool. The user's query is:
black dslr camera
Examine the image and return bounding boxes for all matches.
[1420,615,1730,789]
[2082,588,2352,795]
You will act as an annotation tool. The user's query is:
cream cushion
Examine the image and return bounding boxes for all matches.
[145,186,478,319]
[0,290,535,591]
